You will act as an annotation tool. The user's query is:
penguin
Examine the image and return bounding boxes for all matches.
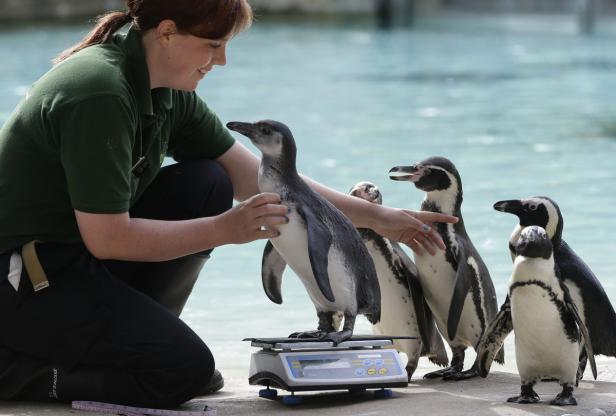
[477,225,597,406]
[226,120,381,345]
[349,181,449,380]
[493,196,616,377]
[389,156,503,380]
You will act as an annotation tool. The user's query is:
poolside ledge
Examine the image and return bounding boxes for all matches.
[2,364,615,416]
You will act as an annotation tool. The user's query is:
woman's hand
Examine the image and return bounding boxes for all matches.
[217,192,289,244]
[371,206,458,256]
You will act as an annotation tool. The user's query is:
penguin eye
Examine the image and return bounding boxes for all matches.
[529,204,538,211]
[260,126,272,135]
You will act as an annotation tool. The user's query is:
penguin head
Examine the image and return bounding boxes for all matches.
[493,196,563,242]
[349,181,383,205]
[514,225,553,259]
[226,120,296,160]
[389,156,462,193]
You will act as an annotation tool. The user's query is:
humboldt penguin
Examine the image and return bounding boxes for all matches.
[494,196,616,377]
[227,120,380,345]
[477,226,597,406]
[389,156,503,380]
[349,181,448,379]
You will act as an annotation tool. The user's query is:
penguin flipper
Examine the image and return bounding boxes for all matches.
[447,241,472,341]
[477,296,513,377]
[424,300,449,367]
[392,242,432,349]
[298,205,336,302]
[261,241,286,304]
[562,283,598,380]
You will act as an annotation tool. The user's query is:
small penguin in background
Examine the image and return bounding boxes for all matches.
[494,196,616,377]
[389,156,503,380]
[477,226,596,406]
[349,181,448,380]
[227,120,381,345]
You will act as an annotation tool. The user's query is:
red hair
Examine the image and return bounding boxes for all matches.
[54,0,252,64]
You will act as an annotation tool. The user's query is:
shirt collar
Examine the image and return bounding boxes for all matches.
[116,25,172,117]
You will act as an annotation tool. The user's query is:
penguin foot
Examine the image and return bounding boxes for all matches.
[288,330,327,339]
[550,394,577,406]
[320,330,353,346]
[507,383,540,404]
[550,385,577,406]
[443,367,479,381]
[423,366,462,379]
[506,392,540,404]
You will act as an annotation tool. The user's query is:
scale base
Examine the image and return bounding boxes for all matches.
[246,335,413,403]
[250,371,408,392]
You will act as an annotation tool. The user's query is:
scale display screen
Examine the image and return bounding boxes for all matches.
[300,359,351,370]
[285,351,402,380]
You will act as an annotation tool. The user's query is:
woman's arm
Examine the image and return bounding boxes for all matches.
[216,141,458,254]
[75,192,287,261]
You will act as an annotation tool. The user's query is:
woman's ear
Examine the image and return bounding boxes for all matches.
[156,19,178,43]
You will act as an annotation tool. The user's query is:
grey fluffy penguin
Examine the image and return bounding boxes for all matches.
[227,120,380,345]
[477,226,597,406]
[349,181,448,379]
[389,156,503,380]
[494,196,616,380]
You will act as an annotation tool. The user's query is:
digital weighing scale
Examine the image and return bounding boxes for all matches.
[244,335,414,405]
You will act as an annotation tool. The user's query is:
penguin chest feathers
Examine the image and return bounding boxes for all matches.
[509,259,579,381]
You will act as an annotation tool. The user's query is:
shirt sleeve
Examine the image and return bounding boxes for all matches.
[167,91,235,161]
[57,95,136,214]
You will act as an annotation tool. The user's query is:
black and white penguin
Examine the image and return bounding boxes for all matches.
[389,156,503,380]
[477,226,597,406]
[226,120,380,345]
[349,181,448,379]
[493,196,616,376]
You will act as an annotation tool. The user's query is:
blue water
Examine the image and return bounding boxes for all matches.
[1,15,615,379]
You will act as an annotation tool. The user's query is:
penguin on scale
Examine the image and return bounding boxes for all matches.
[227,120,381,345]
[389,156,503,380]
[477,225,597,406]
[349,181,448,380]
[493,196,616,377]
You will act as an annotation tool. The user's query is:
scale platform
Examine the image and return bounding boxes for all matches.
[243,335,414,403]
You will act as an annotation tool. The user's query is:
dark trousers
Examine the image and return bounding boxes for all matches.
[0,160,233,407]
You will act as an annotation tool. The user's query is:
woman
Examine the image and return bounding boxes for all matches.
[0,0,456,408]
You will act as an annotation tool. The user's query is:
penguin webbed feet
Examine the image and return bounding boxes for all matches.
[507,384,540,404]
[550,385,577,406]
[423,365,462,380]
[320,330,353,346]
[287,330,353,345]
[288,330,328,340]
[442,366,479,381]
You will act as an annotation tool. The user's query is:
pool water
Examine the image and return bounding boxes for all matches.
[1,14,615,379]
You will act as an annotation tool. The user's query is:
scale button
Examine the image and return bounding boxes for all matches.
[367,368,377,376]
[363,359,373,366]
[355,368,366,377]
[375,359,384,366]
[379,368,388,375]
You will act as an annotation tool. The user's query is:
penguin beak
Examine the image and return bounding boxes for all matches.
[493,199,523,214]
[389,165,420,182]
[226,121,258,139]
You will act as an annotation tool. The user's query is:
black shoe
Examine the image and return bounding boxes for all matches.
[198,369,224,395]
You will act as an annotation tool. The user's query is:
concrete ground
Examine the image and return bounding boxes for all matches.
[1,371,615,416]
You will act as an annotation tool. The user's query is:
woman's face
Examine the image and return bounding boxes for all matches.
[158,31,230,91]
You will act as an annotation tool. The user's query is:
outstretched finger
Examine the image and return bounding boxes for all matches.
[417,234,437,256]
[254,203,289,219]
[406,239,425,256]
[257,226,281,240]
[249,192,282,207]
[418,211,458,225]
[428,228,446,250]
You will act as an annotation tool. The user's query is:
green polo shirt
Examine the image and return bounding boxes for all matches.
[0,26,235,252]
